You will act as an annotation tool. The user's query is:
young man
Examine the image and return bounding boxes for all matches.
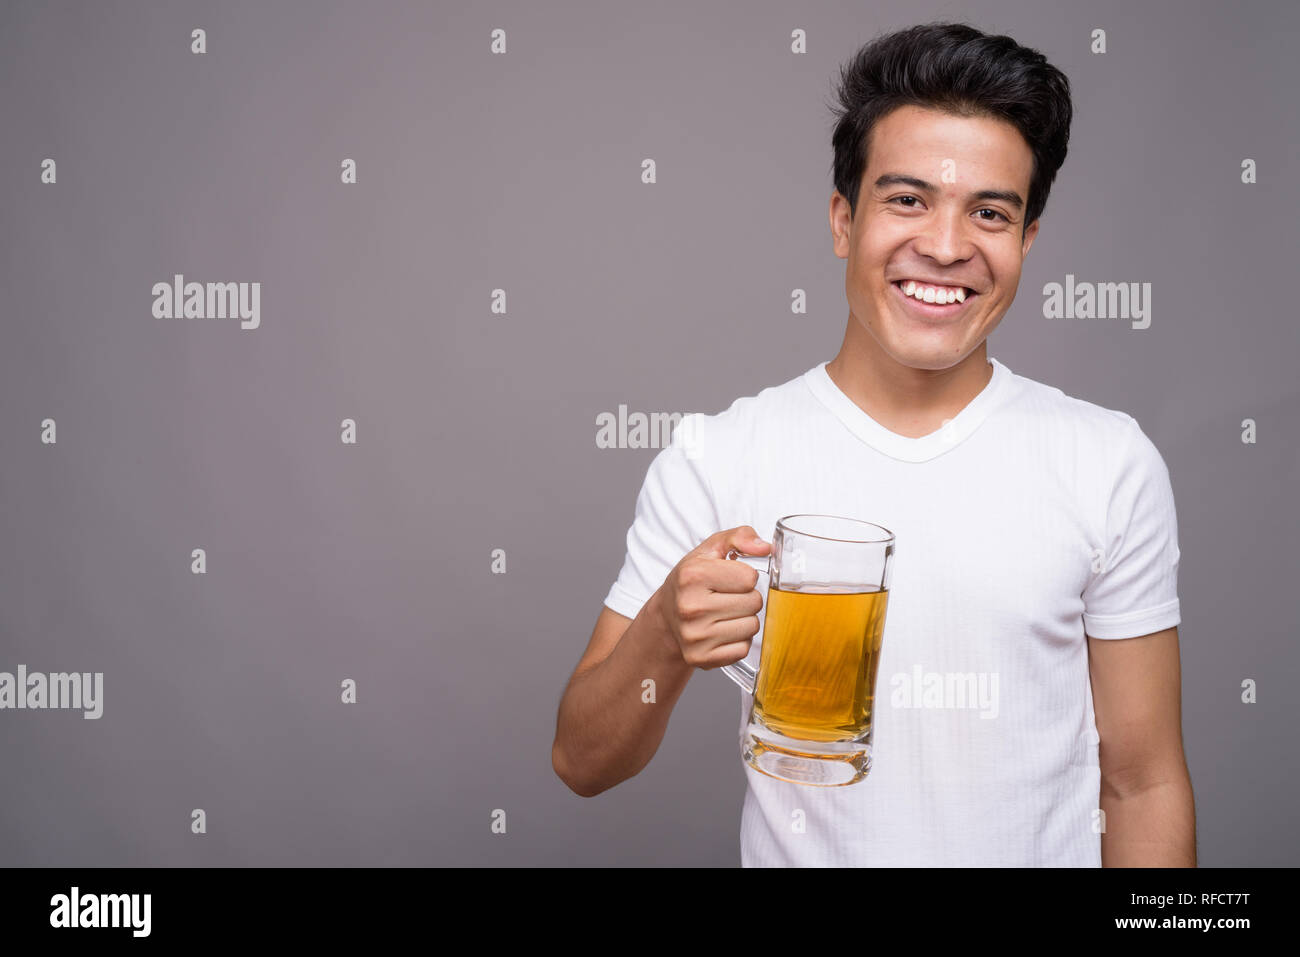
[553,22,1195,867]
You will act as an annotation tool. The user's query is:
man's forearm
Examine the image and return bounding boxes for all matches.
[553,592,695,797]
[1099,769,1196,867]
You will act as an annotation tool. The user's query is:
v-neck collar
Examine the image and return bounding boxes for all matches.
[802,357,1012,463]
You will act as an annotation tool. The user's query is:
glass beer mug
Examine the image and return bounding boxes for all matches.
[724,514,895,786]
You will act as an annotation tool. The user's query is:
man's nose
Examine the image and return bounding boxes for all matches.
[913,209,972,263]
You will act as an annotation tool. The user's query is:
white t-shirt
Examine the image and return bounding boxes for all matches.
[603,356,1182,867]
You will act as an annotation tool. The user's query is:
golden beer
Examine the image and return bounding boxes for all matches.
[752,586,889,743]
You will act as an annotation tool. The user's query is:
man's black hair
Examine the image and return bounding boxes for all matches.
[828,21,1073,234]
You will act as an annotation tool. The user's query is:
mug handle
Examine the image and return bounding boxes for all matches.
[721,549,770,696]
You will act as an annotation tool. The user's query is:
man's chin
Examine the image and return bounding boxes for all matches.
[879,337,983,374]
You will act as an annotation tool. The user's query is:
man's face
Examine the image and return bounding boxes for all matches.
[831,104,1040,372]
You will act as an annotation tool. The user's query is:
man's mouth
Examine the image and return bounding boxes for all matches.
[890,279,980,318]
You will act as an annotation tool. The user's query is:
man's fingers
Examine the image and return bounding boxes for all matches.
[695,637,759,671]
[693,525,772,561]
[705,559,766,594]
[680,586,765,621]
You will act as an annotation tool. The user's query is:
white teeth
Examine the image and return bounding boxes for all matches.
[897,280,972,304]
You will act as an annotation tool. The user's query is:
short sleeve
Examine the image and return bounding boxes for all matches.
[1082,417,1182,639]
[603,414,723,621]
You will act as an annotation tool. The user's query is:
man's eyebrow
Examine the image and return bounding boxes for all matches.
[872,173,1024,211]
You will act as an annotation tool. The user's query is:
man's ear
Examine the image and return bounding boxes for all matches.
[829,191,852,260]
[1021,217,1040,259]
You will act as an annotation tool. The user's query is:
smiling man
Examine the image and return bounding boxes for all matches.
[554,21,1195,867]
[827,102,1036,436]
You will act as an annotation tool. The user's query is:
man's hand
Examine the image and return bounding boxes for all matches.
[654,526,772,670]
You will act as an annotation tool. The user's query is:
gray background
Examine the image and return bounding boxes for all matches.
[1,0,1296,866]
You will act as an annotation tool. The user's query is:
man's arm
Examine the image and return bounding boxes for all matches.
[552,597,695,797]
[1087,626,1196,866]
[554,527,769,797]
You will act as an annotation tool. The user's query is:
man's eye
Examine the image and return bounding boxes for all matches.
[890,198,1008,223]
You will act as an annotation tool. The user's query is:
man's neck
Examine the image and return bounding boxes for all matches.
[824,333,993,440]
